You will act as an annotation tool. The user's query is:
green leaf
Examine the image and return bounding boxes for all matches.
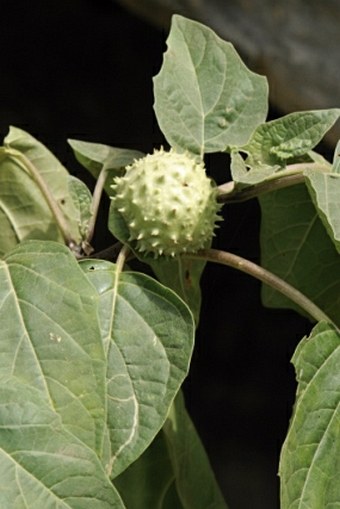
[108,199,130,245]
[0,127,82,255]
[279,321,340,508]
[305,169,340,253]
[153,15,268,157]
[108,202,205,324]
[114,391,228,509]
[68,139,144,195]
[114,430,181,508]
[259,185,340,325]
[68,175,93,241]
[164,391,228,509]
[0,241,107,457]
[80,259,195,478]
[244,109,340,167]
[308,149,331,167]
[332,140,340,174]
[149,257,206,326]
[0,381,125,509]
[230,150,279,186]
[161,483,184,509]
[0,240,125,507]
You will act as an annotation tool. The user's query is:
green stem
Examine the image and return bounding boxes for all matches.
[86,167,109,245]
[186,248,335,326]
[217,162,331,203]
[115,243,130,273]
[8,150,76,247]
[218,172,305,203]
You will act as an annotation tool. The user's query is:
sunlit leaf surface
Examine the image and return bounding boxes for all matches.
[81,259,195,478]
[154,15,268,156]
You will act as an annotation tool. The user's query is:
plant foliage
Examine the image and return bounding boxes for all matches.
[0,13,339,509]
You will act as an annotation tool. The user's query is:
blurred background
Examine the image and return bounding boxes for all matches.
[1,1,338,507]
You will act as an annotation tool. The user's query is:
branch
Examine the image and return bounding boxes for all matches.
[186,248,336,327]
[217,162,331,203]
[86,167,109,245]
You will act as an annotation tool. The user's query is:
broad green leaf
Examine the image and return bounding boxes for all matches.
[305,169,340,253]
[260,185,340,325]
[230,150,279,186]
[108,199,130,245]
[81,259,195,478]
[163,391,228,509]
[244,109,340,167]
[108,202,205,323]
[0,127,82,255]
[153,15,268,157]
[114,392,228,509]
[332,140,340,174]
[68,139,144,195]
[0,241,107,457]
[114,430,181,508]
[0,381,125,509]
[161,483,184,509]
[279,321,340,508]
[149,257,206,325]
[68,175,93,241]
[308,149,331,167]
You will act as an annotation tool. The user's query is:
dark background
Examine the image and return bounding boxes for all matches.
[0,1,313,507]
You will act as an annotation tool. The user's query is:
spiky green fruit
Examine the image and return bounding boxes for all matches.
[111,148,221,257]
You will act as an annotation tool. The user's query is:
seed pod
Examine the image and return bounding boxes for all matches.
[111,148,222,257]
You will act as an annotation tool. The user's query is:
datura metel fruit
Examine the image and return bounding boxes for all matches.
[111,148,221,257]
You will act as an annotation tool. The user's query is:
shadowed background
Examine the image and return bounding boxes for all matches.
[1,1,334,507]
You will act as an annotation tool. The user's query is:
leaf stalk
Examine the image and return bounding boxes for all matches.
[217,162,331,203]
[186,248,336,327]
[86,166,109,245]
